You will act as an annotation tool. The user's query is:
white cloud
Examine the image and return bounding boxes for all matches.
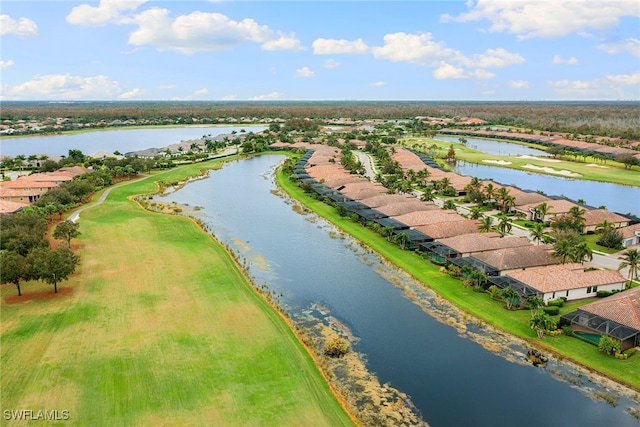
[262,33,304,51]
[507,80,530,89]
[441,0,640,39]
[2,74,126,100]
[551,54,579,64]
[605,71,640,86]
[250,91,283,100]
[66,0,147,26]
[128,9,276,54]
[323,59,340,69]
[371,32,459,65]
[0,59,15,69]
[432,62,468,80]
[0,15,38,38]
[371,81,386,87]
[119,87,144,99]
[548,72,640,99]
[463,48,525,68]
[159,84,176,90]
[598,38,640,58]
[222,94,237,100]
[295,67,315,78]
[193,88,209,96]
[312,38,369,55]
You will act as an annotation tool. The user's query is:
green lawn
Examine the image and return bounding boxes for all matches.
[1,159,353,426]
[278,166,640,391]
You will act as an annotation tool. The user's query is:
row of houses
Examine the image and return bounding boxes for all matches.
[0,166,90,213]
[272,141,639,350]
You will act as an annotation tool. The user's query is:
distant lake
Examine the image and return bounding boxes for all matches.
[0,126,266,158]
[435,135,548,156]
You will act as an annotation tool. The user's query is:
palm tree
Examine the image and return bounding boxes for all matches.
[478,216,494,233]
[394,232,410,250]
[496,213,512,236]
[618,249,640,282]
[552,239,573,264]
[530,312,554,339]
[573,242,593,264]
[501,287,521,310]
[526,295,544,319]
[484,183,496,203]
[468,206,482,220]
[595,219,613,235]
[568,206,586,231]
[529,222,546,245]
[534,202,549,223]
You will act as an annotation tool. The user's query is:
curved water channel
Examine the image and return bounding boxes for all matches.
[159,154,638,427]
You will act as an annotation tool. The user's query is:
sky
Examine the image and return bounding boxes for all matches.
[1,0,639,101]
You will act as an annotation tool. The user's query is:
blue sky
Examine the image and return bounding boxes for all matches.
[1,0,639,101]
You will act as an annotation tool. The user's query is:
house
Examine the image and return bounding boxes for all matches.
[472,244,556,275]
[582,209,630,233]
[0,199,28,214]
[393,210,462,227]
[619,223,640,247]
[514,199,579,222]
[498,263,626,303]
[414,218,480,239]
[0,187,43,204]
[436,232,532,258]
[561,286,640,351]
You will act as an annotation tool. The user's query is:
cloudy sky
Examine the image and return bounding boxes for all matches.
[1,0,639,101]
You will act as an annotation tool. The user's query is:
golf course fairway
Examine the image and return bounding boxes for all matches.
[0,161,354,426]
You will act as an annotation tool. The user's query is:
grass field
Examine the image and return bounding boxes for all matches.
[1,160,353,426]
[403,137,640,188]
[277,167,640,392]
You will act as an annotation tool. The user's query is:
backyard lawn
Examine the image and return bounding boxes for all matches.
[1,160,353,426]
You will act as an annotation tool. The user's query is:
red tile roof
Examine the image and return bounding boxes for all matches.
[579,287,640,331]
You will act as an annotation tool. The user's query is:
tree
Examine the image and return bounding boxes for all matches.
[496,213,512,236]
[618,249,640,282]
[445,144,456,162]
[53,220,81,248]
[478,216,494,233]
[534,202,549,223]
[501,287,521,310]
[526,295,544,319]
[573,242,593,264]
[1,251,26,296]
[529,222,546,245]
[530,312,554,339]
[598,335,621,356]
[552,238,574,264]
[27,247,80,293]
[468,206,482,220]
[615,153,639,169]
[394,232,410,250]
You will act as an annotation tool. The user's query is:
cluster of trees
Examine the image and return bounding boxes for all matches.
[1,212,80,296]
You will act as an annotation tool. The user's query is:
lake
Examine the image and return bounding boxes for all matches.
[435,135,548,156]
[159,154,638,427]
[0,126,266,158]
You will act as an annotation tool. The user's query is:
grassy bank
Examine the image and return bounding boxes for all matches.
[1,159,353,426]
[403,137,640,188]
[277,168,640,391]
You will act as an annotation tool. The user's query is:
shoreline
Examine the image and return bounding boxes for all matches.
[273,153,640,394]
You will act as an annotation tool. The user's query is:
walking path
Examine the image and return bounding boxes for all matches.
[66,175,149,222]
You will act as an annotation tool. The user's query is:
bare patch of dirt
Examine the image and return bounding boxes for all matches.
[4,286,73,304]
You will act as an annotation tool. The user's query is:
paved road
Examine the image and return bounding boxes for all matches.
[352,150,378,180]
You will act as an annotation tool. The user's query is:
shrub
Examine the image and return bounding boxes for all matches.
[543,306,560,316]
[547,298,564,307]
[597,290,613,298]
[598,335,621,356]
[562,326,574,336]
[324,337,350,358]
[597,229,623,249]
[623,348,636,358]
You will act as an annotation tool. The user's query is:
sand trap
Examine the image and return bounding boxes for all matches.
[483,159,512,165]
[586,164,609,169]
[518,155,561,163]
[522,164,581,177]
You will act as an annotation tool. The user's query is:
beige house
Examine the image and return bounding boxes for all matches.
[582,209,630,233]
[619,223,640,247]
[513,199,579,222]
[472,244,556,275]
[505,263,626,302]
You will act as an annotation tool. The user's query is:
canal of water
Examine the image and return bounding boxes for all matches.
[159,154,639,427]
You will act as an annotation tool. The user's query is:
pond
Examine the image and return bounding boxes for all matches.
[435,135,548,156]
[159,154,638,427]
[453,161,640,217]
[0,125,266,158]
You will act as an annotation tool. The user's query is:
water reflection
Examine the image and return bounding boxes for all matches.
[159,155,638,427]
